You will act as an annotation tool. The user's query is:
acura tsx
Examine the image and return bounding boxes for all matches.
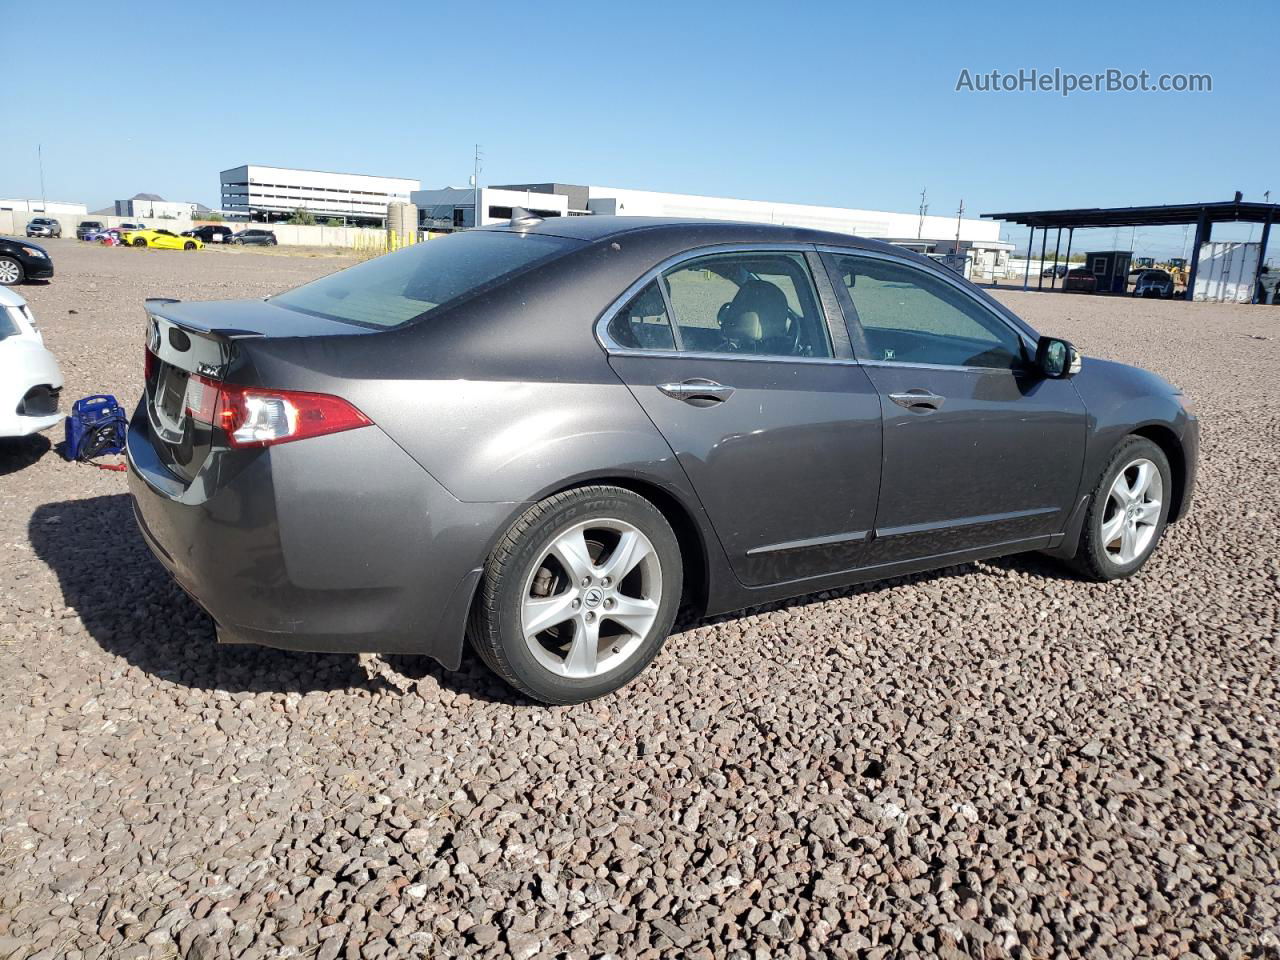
[127,216,1198,703]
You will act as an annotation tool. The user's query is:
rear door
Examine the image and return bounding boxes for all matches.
[602,246,883,587]
[822,248,1086,564]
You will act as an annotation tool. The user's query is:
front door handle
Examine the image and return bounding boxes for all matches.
[657,379,735,405]
[888,390,945,411]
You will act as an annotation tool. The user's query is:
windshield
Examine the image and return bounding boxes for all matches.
[272,230,577,329]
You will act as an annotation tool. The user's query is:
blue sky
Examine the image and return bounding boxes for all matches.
[5,0,1273,257]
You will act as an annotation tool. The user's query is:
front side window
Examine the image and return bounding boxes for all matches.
[660,251,831,358]
[828,253,1025,369]
[272,230,574,328]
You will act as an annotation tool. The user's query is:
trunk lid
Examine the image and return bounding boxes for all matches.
[143,297,372,483]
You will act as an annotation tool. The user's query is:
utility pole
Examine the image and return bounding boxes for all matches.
[955,198,964,246]
[38,144,47,212]
[917,188,928,239]
[471,144,483,229]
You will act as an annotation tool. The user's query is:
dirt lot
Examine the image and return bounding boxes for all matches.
[1,239,1277,960]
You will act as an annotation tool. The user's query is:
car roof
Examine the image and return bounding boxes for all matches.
[476,214,914,256]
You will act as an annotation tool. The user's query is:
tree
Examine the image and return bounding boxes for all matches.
[286,208,316,225]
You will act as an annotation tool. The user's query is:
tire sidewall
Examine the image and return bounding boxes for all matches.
[0,257,23,285]
[1085,438,1172,579]
[487,490,682,703]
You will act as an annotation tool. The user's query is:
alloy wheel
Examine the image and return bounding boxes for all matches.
[0,259,21,284]
[1100,457,1163,565]
[520,518,662,679]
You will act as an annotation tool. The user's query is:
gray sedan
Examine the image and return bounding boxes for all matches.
[127,216,1198,703]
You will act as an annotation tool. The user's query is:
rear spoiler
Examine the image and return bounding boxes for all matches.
[145,298,265,341]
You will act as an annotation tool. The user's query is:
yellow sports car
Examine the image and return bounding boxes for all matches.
[121,229,203,251]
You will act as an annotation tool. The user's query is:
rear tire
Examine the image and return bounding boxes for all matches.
[468,486,683,704]
[184,241,196,250]
[0,256,23,285]
[1068,436,1171,581]
[133,238,147,247]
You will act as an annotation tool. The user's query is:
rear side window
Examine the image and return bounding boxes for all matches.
[272,231,575,328]
[0,308,20,341]
[661,251,832,358]
[607,281,675,350]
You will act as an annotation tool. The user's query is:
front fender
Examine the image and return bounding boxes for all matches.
[1071,357,1198,516]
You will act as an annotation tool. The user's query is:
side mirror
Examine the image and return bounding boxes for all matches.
[1035,336,1082,379]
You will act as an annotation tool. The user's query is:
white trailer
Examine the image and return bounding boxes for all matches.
[1193,241,1262,303]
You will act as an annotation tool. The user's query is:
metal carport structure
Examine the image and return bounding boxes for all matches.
[983,194,1277,302]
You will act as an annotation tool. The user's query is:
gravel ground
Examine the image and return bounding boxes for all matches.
[1,239,1277,960]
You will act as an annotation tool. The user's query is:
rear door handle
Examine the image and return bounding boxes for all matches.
[889,390,945,411]
[657,379,735,405]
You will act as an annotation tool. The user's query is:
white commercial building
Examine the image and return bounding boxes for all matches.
[410,182,1004,274]
[0,198,88,218]
[220,164,420,226]
[115,194,199,220]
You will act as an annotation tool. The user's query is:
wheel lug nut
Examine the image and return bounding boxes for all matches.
[571,599,581,610]
[604,598,615,609]
[581,577,591,587]
[584,612,596,623]
[601,577,612,587]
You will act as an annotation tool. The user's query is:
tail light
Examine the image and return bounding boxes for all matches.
[188,376,371,449]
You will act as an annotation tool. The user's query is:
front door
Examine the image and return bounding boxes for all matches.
[602,249,883,587]
[823,250,1087,565]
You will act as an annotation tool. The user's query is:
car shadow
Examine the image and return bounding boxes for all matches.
[27,492,1076,705]
[29,494,390,696]
[0,434,52,476]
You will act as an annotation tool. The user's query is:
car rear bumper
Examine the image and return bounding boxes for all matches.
[126,401,516,668]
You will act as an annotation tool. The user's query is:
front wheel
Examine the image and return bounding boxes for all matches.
[1069,436,1172,581]
[184,241,196,250]
[0,256,23,285]
[468,486,683,704]
[132,238,147,247]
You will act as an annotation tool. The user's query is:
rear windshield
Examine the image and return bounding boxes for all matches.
[271,230,576,329]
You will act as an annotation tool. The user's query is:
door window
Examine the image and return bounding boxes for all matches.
[661,252,832,358]
[606,281,676,350]
[829,254,1025,369]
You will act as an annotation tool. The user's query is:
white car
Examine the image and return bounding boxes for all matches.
[0,286,64,438]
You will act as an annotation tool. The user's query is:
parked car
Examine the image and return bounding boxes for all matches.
[76,220,105,240]
[128,217,1199,704]
[25,218,61,239]
[1133,269,1175,299]
[0,285,63,437]
[96,228,126,246]
[182,225,235,243]
[0,237,54,285]
[119,222,148,231]
[1064,268,1097,293]
[227,229,277,246]
[1040,264,1068,279]
[124,229,202,251]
